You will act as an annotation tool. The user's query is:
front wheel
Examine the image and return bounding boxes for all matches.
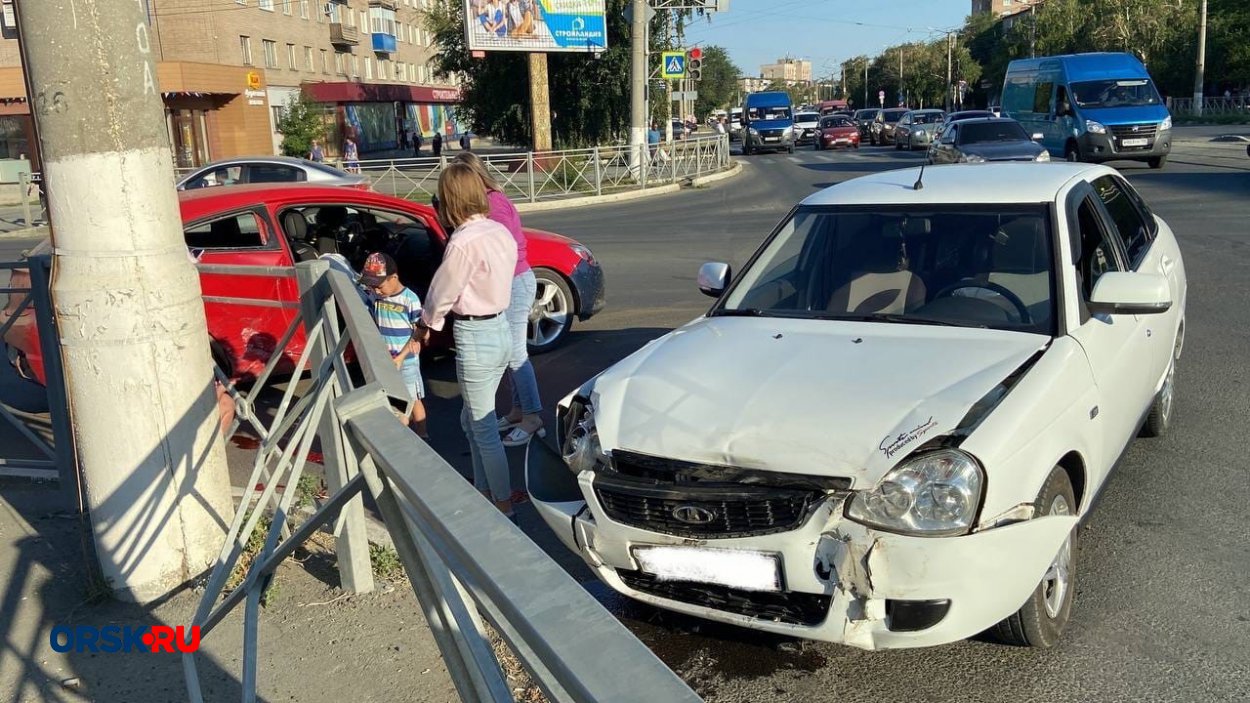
[788,145,796,154]
[992,466,1076,648]
[1148,155,1167,169]
[1065,142,1082,163]
[528,269,575,354]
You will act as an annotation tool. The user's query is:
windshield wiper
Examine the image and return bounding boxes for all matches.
[710,308,767,317]
[815,313,982,328]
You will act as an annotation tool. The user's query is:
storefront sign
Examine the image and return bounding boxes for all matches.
[244,89,266,106]
[246,71,262,90]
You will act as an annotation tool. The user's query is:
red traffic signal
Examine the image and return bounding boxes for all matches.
[687,47,703,61]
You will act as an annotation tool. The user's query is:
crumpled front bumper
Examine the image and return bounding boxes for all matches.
[527,441,1077,650]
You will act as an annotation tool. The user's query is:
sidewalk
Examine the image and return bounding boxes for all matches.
[0,480,458,702]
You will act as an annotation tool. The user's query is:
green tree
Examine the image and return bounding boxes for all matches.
[423,0,701,147]
[276,93,331,158]
[693,46,741,116]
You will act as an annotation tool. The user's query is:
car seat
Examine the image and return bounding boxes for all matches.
[827,220,927,315]
[281,210,318,262]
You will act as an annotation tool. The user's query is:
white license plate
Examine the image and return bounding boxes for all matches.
[632,545,782,592]
[1121,138,1148,147]
[763,137,778,142]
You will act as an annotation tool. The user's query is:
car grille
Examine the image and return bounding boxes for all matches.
[759,128,785,138]
[593,451,844,539]
[617,570,832,626]
[595,483,816,539]
[1110,123,1158,149]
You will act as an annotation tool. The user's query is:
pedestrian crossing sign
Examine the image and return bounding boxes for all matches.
[661,51,686,79]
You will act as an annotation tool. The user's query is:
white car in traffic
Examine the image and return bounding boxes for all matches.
[527,163,1186,649]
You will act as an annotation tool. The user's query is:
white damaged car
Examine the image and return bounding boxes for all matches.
[527,163,1186,649]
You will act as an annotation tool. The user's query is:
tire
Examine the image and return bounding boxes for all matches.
[788,145,796,154]
[1148,155,1167,169]
[895,139,903,150]
[1064,141,1082,163]
[528,268,575,354]
[992,466,1077,648]
[1140,345,1177,437]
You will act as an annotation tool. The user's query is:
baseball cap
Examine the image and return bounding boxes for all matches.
[358,252,398,287]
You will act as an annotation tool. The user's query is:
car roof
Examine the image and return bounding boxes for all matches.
[193,155,317,169]
[177,183,430,223]
[800,163,1116,207]
[909,109,945,114]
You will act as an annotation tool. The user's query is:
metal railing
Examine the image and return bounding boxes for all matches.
[1168,97,1250,116]
[359,134,732,204]
[16,172,46,231]
[0,255,76,483]
[185,260,701,703]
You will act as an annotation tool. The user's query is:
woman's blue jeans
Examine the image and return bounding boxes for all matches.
[453,315,511,501]
[505,270,542,416]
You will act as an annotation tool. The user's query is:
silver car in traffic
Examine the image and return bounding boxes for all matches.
[176,156,370,191]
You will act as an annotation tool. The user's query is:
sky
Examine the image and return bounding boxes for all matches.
[679,0,973,80]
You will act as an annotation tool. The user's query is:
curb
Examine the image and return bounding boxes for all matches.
[690,160,743,188]
[515,183,682,213]
[0,226,47,240]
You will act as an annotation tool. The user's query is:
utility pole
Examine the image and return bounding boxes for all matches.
[630,0,649,173]
[1194,0,1208,117]
[946,32,953,113]
[13,0,231,602]
[899,47,904,107]
[1030,4,1037,59]
[529,54,552,151]
[864,59,868,109]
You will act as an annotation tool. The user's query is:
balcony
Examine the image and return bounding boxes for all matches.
[369,0,398,9]
[330,23,359,47]
[371,32,397,54]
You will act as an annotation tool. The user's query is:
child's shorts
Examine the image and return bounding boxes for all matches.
[399,356,425,400]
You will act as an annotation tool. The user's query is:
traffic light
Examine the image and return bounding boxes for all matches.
[687,47,703,81]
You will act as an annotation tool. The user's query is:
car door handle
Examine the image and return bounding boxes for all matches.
[1160,255,1175,275]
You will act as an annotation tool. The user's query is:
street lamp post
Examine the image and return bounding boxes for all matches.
[1194,0,1208,117]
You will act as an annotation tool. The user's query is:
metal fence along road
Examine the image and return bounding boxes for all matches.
[1168,97,1250,116]
[358,134,732,204]
[0,254,75,484]
[185,260,702,703]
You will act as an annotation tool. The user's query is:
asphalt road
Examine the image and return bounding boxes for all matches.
[2,130,1248,701]
[517,141,1250,702]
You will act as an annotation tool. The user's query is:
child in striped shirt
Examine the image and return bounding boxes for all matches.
[359,252,429,438]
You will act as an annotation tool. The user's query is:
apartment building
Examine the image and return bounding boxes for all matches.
[0,0,460,171]
[972,0,1044,18]
[760,57,812,85]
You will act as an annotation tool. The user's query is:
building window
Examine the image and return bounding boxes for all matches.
[351,55,360,78]
[370,8,396,36]
[258,0,273,10]
[377,59,385,79]
[398,62,406,82]
[321,49,329,73]
[360,10,368,32]
[240,35,252,65]
[305,46,314,71]
[287,43,296,70]
[263,39,278,68]
[364,58,372,79]
[341,5,350,25]
[334,52,344,75]
[272,105,285,126]
[300,0,308,18]
[283,0,291,14]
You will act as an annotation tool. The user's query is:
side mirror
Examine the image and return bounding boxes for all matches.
[1088,272,1172,315]
[697,262,731,298]
[1032,133,1045,141]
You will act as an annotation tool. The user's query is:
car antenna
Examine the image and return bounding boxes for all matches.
[913,163,926,191]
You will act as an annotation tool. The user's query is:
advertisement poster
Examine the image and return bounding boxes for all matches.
[465,0,607,53]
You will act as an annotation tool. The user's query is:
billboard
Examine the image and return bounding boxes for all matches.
[465,0,607,53]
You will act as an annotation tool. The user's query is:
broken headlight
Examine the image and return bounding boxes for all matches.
[561,400,605,474]
[845,449,984,537]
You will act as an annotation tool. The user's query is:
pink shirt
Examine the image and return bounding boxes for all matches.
[421,216,518,331]
[487,190,529,276]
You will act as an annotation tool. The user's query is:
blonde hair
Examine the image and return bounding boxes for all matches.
[452,151,502,193]
[437,163,490,229]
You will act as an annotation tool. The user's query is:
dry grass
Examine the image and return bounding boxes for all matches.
[483,621,549,703]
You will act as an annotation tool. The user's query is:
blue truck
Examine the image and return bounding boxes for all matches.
[742,91,795,155]
[1003,53,1172,169]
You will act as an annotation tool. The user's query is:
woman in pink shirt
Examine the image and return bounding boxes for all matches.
[416,163,519,517]
[454,152,544,454]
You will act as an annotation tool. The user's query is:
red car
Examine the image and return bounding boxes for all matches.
[814,115,860,151]
[4,184,604,386]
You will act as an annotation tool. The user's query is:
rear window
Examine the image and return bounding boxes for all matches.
[796,113,820,123]
[883,111,905,123]
[959,121,1030,144]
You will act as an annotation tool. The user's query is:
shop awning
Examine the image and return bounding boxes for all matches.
[302,82,461,104]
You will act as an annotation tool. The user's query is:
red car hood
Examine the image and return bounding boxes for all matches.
[523,227,578,247]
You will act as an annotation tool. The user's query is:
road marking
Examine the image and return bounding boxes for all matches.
[787,156,803,163]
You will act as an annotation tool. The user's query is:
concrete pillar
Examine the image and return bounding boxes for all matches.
[14,0,232,602]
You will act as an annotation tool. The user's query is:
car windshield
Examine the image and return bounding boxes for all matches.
[959,121,1030,143]
[821,117,853,128]
[1071,79,1163,108]
[883,111,905,123]
[857,110,880,120]
[913,112,944,124]
[796,112,820,123]
[950,111,992,122]
[749,106,792,120]
[718,205,1055,335]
